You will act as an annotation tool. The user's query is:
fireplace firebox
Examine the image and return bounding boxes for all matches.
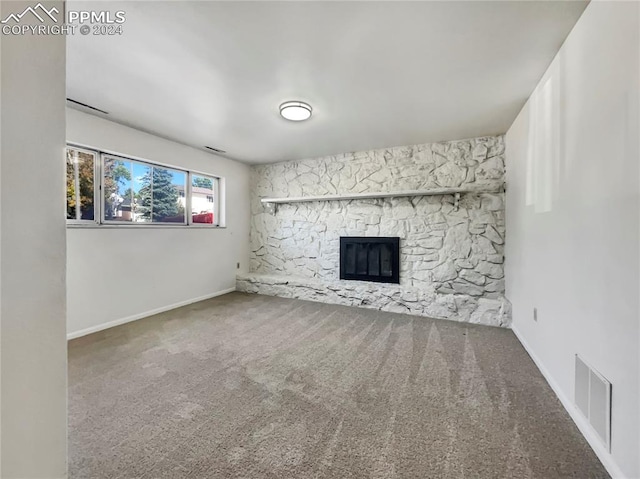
[340,237,400,284]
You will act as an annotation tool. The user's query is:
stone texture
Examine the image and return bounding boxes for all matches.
[244,135,509,327]
[237,274,511,328]
[459,268,486,286]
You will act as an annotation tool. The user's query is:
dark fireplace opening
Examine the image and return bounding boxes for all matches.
[340,237,400,284]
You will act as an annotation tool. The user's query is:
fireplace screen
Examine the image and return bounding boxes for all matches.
[340,237,400,284]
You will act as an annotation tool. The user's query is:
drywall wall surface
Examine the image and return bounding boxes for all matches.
[505,2,639,476]
[1,2,68,476]
[66,108,251,336]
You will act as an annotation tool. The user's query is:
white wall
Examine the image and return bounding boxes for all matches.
[66,108,250,337]
[0,1,68,476]
[505,2,639,477]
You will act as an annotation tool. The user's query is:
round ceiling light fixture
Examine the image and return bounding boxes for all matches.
[279,101,312,121]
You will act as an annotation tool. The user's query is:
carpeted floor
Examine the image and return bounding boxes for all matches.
[68,292,608,478]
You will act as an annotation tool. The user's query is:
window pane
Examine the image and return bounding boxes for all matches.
[130,162,151,223]
[77,151,95,220]
[138,167,186,223]
[153,168,185,223]
[191,174,215,224]
[103,157,134,222]
[66,147,95,221]
[66,149,77,220]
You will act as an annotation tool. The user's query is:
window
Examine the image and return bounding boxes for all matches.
[191,174,219,225]
[66,147,97,221]
[103,156,187,224]
[103,156,148,223]
[65,145,222,227]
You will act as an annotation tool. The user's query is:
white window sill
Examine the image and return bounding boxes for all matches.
[67,222,226,229]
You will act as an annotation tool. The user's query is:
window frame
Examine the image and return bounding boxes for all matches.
[66,145,100,225]
[187,173,220,227]
[101,153,189,227]
[65,143,224,228]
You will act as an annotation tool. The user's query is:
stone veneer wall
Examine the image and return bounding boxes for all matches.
[237,136,511,327]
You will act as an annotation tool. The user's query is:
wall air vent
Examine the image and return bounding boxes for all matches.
[575,355,612,451]
[204,146,226,154]
[66,98,108,115]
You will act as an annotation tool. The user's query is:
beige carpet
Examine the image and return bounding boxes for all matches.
[68,292,608,478]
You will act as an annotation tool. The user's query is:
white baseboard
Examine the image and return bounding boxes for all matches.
[67,287,236,340]
[511,325,626,479]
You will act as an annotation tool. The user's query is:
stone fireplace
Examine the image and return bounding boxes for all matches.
[237,135,511,327]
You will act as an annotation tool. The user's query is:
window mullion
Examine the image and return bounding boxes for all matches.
[130,162,134,222]
[150,167,154,223]
[74,149,81,220]
[214,178,220,226]
[186,172,193,225]
[94,152,100,224]
[100,154,106,224]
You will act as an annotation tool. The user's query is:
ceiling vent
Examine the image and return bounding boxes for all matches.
[575,355,611,451]
[204,146,226,154]
[66,98,108,115]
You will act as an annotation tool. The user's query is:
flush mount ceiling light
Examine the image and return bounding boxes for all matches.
[279,101,312,121]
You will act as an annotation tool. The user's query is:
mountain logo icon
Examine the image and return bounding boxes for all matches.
[1,3,59,24]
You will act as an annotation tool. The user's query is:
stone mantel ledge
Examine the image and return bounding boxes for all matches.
[236,273,512,328]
